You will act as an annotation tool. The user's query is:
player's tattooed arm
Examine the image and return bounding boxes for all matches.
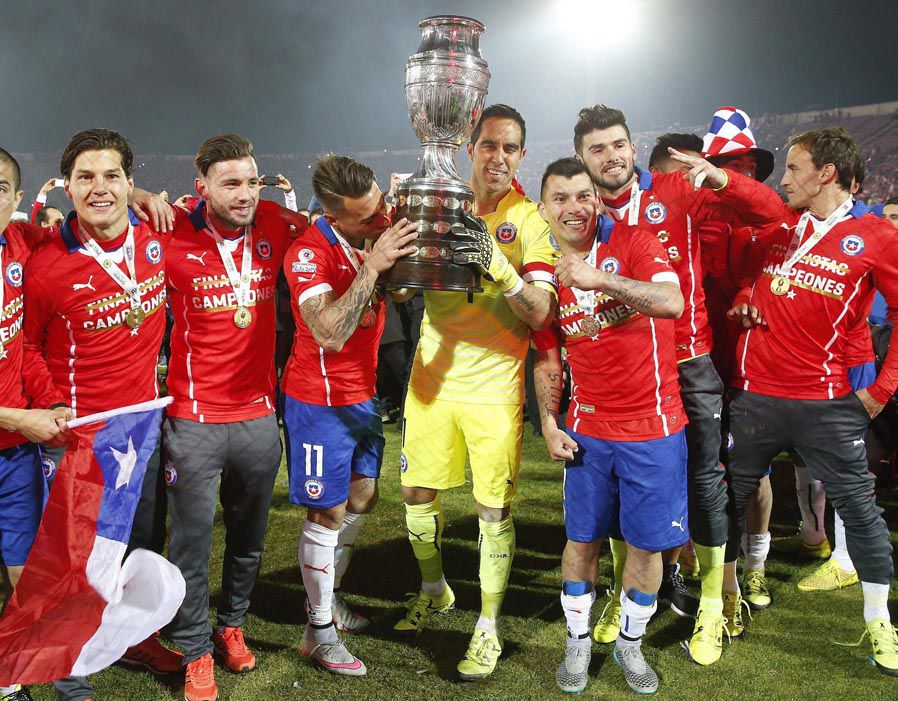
[507,283,556,330]
[299,268,379,352]
[600,277,683,319]
[532,346,578,461]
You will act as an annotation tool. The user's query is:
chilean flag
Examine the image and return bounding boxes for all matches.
[0,406,185,686]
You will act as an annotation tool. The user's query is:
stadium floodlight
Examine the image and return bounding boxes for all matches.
[555,0,639,47]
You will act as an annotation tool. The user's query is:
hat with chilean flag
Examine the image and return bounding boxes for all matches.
[701,106,775,183]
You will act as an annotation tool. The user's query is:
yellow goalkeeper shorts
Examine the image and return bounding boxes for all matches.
[400,393,523,508]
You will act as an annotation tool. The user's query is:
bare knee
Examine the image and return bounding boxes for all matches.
[402,485,438,506]
[347,476,379,514]
[307,503,347,530]
[476,501,510,522]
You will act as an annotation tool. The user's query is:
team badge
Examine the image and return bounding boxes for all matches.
[840,234,864,256]
[41,456,56,480]
[164,463,178,486]
[145,239,162,264]
[298,248,315,262]
[645,202,667,224]
[5,261,23,287]
[305,479,324,500]
[599,256,620,274]
[256,238,272,260]
[400,453,408,473]
[496,222,517,243]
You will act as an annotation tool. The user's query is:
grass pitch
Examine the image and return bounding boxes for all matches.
[27,425,898,700]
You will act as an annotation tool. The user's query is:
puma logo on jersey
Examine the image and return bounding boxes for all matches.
[72,275,96,292]
[852,439,865,447]
[713,413,721,420]
[187,252,208,266]
[671,519,685,532]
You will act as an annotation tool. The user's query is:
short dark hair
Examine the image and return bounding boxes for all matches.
[649,133,703,168]
[574,104,631,155]
[35,206,63,226]
[0,148,21,191]
[60,128,133,179]
[312,155,375,214]
[470,104,526,148]
[194,134,254,176]
[788,127,862,192]
[885,196,898,207]
[540,157,592,201]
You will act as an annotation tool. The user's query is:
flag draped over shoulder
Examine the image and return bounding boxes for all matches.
[0,407,185,686]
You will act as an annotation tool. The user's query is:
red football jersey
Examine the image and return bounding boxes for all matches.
[22,214,166,417]
[735,201,898,402]
[0,222,50,449]
[165,200,305,423]
[281,218,384,407]
[602,168,784,362]
[532,220,686,441]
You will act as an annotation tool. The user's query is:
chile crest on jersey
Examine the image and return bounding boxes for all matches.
[145,239,163,264]
[5,261,23,287]
[840,234,864,257]
[599,257,620,274]
[644,201,667,225]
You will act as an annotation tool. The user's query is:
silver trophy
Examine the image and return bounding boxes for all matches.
[381,15,491,292]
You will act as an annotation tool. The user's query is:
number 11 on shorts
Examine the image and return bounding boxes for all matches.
[303,443,323,477]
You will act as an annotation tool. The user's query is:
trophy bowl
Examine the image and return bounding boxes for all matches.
[381,15,490,293]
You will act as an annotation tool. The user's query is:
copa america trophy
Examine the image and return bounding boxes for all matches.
[381,15,491,292]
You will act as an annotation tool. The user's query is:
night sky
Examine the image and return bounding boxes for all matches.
[3,0,896,155]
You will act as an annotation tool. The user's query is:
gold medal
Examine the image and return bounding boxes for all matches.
[125,307,145,329]
[359,308,377,328]
[580,314,600,338]
[234,306,252,329]
[770,276,790,296]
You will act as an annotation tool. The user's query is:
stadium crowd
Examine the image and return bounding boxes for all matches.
[0,98,897,701]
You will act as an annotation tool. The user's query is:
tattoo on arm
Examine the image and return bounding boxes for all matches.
[601,275,680,317]
[533,351,563,426]
[507,283,555,329]
[511,288,536,312]
[299,267,378,349]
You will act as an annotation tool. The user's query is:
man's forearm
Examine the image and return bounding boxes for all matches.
[302,265,379,352]
[507,283,556,330]
[533,347,563,429]
[597,276,683,319]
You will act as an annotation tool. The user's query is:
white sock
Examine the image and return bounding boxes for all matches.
[333,511,368,589]
[0,686,19,695]
[617,590,657,649]
[795,466,826,544]
[561,591,595,640]
[862,581,891,623]
[299,519,339,626]
[830,511,856,573]
[475,615,498,635]
[742,532,771,574]
[421,576,447,596]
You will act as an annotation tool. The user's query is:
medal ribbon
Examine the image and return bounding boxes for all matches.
[779,196,854,279]
[330,226,365,273]
[0,244,5,324]
[205,216,253,310]
[77,225,141,314]
[626,180,643,227]
[571,234,602,317]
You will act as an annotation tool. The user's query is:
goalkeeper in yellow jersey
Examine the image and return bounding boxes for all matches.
[394,104,559,681]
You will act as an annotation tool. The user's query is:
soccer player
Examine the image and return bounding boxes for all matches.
[282,155,418,675]
[726,127,898,674]
[0,148,70,701]
[532,157,685,694]
[21,129,180,701]
[648,133,704,174]
[162,134,310,701]
[395,104,558,680]
[573,104,784,664]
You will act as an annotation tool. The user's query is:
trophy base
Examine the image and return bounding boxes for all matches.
[381,181,482,293]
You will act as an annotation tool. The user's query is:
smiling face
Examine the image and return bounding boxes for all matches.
[577,124,638,196]
[196,156,260,230]
[65,149,133,238]
[539,172,599,254]
[467,117,526,204]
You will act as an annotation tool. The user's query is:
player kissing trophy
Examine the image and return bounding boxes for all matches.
[381,15,491,293]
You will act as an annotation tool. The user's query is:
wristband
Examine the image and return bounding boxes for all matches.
[712,169,729,192]
[502,275,525,297]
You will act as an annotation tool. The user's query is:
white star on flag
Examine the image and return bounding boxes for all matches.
[111,437,138,490]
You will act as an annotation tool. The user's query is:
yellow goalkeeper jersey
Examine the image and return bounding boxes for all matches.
[409,188,558,405]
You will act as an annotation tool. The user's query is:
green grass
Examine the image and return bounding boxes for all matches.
[25,427,898,700]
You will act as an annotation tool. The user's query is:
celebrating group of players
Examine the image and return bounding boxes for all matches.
[0,97,896,701]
